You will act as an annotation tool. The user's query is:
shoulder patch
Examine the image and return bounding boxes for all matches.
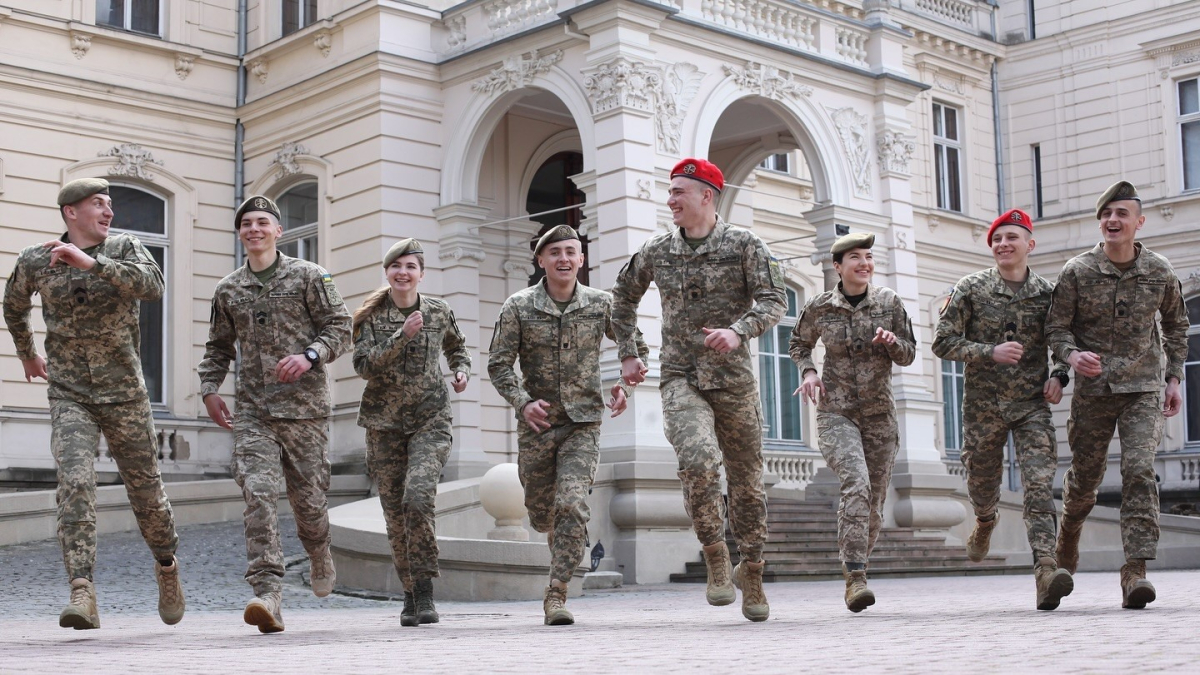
[939,290,954,316]
[769,257,785,289]
[321,273,343,306]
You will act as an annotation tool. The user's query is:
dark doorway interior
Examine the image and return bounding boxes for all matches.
[525,151,588,287]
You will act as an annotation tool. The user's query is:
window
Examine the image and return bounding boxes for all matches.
[933,103,963,212]
[759,153,790,174]
[759,288,804,444]
[1185,297,1200,444]
[96,1,160,36]
[109,185,167,405]
[1032,145,1043,218]
[283,0,319,36]
[941,358,965,454]
[1180,78,1200,191]
[277,182,319,263]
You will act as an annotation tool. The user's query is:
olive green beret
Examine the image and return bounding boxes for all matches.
[57,178,109,207]
[830,232,875,257]
[1095,180,1141,219]
[234,195,281,228]
[533,224,580,256]
[383,238,424,267]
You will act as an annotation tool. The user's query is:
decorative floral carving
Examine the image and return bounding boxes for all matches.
[98,144,164,181]
[445,15,467,52]
[895,230,909,250]
[174,54,194,80]
[932,73,964,95]
[248,58,268,84]
[723,62,812,101]
[656,62,703,154]
[928,215,941,231]
[827,107,871,198]
[70,32,91,59]
[1186,269,1200,293]
[1160,205,1174,221]
[269,142,309,181]
[877,129,915,176]
[637,178,653,200]
[583,57,661,114]
[439,246,487,263]
[1172,50,1200,67]
[314,32,332,58]
[502,259,534,278]
[472,50,562,96]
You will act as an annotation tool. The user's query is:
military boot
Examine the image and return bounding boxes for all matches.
[543,584,574,626]
[701,541,735,606]
[414,578,439,624]
[843,564,875,613]
[1056,517,1083,574]
[732,559,770,622]
[400,591,418,627]
[966,514,998,563]
[1120,559,1156,610]
[155,556,186,625]
[59,578,100,630]
[243,592,285,633]
[310,547,336,598]
[1034,557,1074,611]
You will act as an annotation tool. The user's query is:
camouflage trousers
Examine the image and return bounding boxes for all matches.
[661,376,767,562]
[49,397,178,581]
[961,398,1058,559]
[816,409,898,564]
[365,413,452,590]
[232,414,332,596]
[1064,391,1163,561]
[517,409,600,584]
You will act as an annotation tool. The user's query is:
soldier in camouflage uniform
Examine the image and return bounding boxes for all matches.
[198,195,352,632]
[1045,181,1188,609]
[933,208,1074,611]
[789,232,915,613]
[611,159,786,622]
[3,178,184,630]
[352,238,470,627]
[489,224,647,626]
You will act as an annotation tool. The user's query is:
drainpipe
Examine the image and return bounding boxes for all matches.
[234,0,247,267]
[990,1,1005,212]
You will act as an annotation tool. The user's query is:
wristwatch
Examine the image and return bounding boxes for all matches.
[303,347,321,366]
[1054,371,1070,387]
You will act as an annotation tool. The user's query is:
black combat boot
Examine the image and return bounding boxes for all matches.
[414,578,439,624]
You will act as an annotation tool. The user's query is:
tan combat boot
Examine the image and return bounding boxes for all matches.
[966,514,998,562]
[732,559,770,622]
[155,556,186,625]
[1056,518,1083,574]
[310,547,336,598]
[543,584,574,626]
[843,564,875,613]
[243,592,285,633]
[1034,556,1074,611]
[701,541,735,606]
[1120,559,1156,609]
[59,578,100,630]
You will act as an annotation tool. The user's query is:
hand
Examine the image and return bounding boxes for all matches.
[992,341,1025,365]
[42,240,96,270]
[402,311,424,339]
[872,327,897,346]
[607,384,628,418]
[21,355,48,382]
[522,399,552,433]
[1067,350,1102,378]
[795,370,825,406]
[203,393,234,430]
[621,357,647,385]
[1164,379,1183,418]
[701,327,741,354]
[275,354,312,384]
[1043,378,1063,405]
[452,371,468,393]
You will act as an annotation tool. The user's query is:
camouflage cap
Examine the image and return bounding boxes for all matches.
[383,238,424,267]
[234,195,281,228]
[533,224,580,256]
[830,232,875,256]
[57,178,110,207]
[1095,180,1140,219]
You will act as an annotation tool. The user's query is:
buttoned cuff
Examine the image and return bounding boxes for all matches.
[200,382,220,398]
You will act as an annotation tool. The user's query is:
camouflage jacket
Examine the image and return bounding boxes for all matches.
[788,283,916,416]
[610,217,787,390]
[933,267,1068,404]
[488,280,648,424]
[1046,242,1188,396]
[199,253,352,419]
[353,294,471,430]
[3,232,164,404]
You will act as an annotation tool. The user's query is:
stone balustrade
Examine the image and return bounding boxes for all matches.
[835,25,868,66]
[700,0,816,50]
[894,0,993,38]
[764,448,820,490]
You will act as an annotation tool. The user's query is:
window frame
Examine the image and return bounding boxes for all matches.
[759,287,805,448]
[95,0,162,37]
[282,0,319,37]
[1184,296,1200,446]
[1179,77,1200,193]
[759,153,791,174]
[276,181,320,263]
[941,357,965,456]
[932,102,964,213]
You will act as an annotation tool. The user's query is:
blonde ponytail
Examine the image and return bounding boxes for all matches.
[352,286,392,331]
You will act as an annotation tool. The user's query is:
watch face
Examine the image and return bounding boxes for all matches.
[306,349,319,361]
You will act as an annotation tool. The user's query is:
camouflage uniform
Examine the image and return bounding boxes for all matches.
[199,253,352,595]
[1046,243,1188,560]
[488,280,647,582]
[933,267,1068,560]
[353,294,470,588]
[789,284,916,564]
[611,217,786,561]
[3,232,178,581]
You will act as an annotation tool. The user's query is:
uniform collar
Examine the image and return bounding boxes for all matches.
[386,292,424,323]
[670,215,729,257]
[236,251,294,290]
[1093,242,1145,276]
[532,279,594,317]
[831,281,874,311]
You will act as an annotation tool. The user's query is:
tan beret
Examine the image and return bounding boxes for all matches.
[234,195,281,228]
[383,238,424,267]
[534,224,580,256]
[57,178,109,207]
[1095,180,1140,219]
[830,232,875,257]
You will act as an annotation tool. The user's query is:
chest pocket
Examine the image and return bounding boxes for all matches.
[1019,298,1051,333]
[569,315,605,351]
[35,266,74,309]
[654,260,683,295]
[701,256,743,296]
[1134,277,1166,316]
[523,318,556,348]
[819,317,850,357]
[973,298,1007,337]
[404,327,433,376]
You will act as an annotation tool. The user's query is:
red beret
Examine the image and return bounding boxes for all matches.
[670,158,724,192]
[986,208,1033,247]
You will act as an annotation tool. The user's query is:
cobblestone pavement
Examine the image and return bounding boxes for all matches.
[1,519,1197,673]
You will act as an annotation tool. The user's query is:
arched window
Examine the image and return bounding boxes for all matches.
[760,287,804,444]
[525,152,588,287]
[1185,296,1200,444]
[108,185,167,405]
[277,182,318,263]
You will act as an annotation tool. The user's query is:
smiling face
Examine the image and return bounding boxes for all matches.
[667,176,716,229]
[237,211,283,256]
[1098,199,1144,249]
[990,225,1035,269]
[386,254,424,295]
[537,239,584,286]
[62,193,114,246]
[833,248,874,288]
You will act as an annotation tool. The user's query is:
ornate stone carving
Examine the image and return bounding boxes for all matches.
[174,54,194,80]
[248,58,268,84]
[439,246,487,263]
[268,142,310,180]
[70,32,91,59]
[877,129,915,176]
[1172,50,1200,67]
[656,62,703,154]
[895,230,909,250]
[98,144,164,181]
[928,215,940,231]
[1186,269,1200,293]
[472,50,562,96]
[723,61,812,101]
[971,223,987,241]
[932,72,964,95]
[583,57,661,114]
[314,31,332,58]
[827,107,871,197]
[445,15,467,52]
[502,259,534,278]
[636,178,652,200]
[1161,205,1174,221]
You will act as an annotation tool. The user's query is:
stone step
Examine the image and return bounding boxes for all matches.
[759,544,985,558]
[669,563,1032,583]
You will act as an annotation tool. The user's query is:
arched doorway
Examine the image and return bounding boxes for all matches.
[525,151,587,287]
